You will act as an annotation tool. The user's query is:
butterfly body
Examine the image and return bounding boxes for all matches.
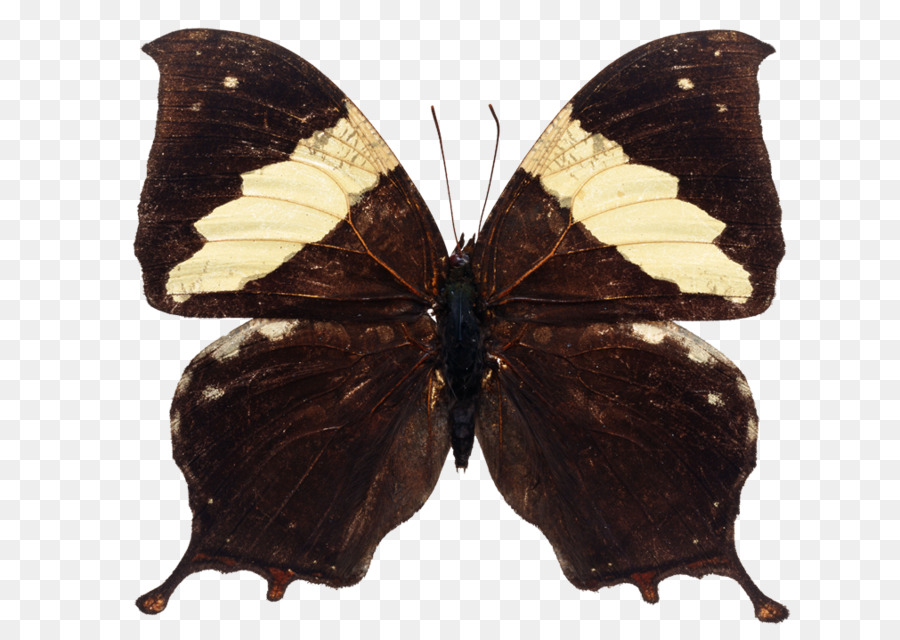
[438,244,486,469]
[135,28,787,621]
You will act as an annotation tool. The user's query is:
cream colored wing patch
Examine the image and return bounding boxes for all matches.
[521,104,751,301]
[166,101,399,302]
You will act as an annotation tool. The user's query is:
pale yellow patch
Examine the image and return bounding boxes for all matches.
[573,164,676,216]
[716,103,728,113]
[631,245,750,301]
[168,241,304,301]
[204,318,288,362]
[166,100,400,300]
[245,160,347,213]
[257,319,300,341]
[521,105,626,208]
[520,104,575,176]
[202,386,224,402]
[520,107,751,301]
[208,325,251,361]
[630,323,667,344]
[678,77,694,90]
[342,101,400,175]
[193,190,342,243]
[746,415,759,443]
[286,101,398,201]
[223,76,239,88]
[707,392,724,406]
[632,323,722,368]
[714,50,722,57]
[190,102,202,111]
[685,340,712,364]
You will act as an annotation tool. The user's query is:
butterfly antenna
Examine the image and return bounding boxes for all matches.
[477,104,501,239]
[431,105,461,253]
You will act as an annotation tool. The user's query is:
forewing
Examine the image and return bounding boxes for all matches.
[477,320,787,622]
[138,29,445,320]
[136,316,449,613]
[474,30,783,323]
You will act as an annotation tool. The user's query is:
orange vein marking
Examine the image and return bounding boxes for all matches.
[345,215,432,302]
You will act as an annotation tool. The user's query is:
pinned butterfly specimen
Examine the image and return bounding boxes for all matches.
[135,29,787,621]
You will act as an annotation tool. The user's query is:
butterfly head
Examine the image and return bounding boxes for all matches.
[449,233,475,268]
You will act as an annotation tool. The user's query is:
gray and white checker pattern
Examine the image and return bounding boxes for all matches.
[3,0,896,637]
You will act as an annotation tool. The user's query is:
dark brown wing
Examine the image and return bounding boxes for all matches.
[138,29,445,321]
[473,30,782,323]
[136,316,448,613]
[476,319,787,622]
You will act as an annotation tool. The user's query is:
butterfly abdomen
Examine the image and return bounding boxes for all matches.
[438,259,485,470]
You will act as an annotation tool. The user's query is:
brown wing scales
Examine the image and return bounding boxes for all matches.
[138,29,445,320]
[476,319,788,622]
[136,316,449,613]
[474,31,783,323]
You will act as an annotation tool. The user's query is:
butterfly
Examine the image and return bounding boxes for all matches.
[134,28,787,621]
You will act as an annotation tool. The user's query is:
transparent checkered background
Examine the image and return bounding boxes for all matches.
[1,0,896,637]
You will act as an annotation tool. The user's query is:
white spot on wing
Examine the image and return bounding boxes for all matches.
[257,319,300,341]
[716,103,728,113]
[632,322,716,365]
[678,78,694,90]
[707,392,724,406]
[223,76,239,88]
[746,415,759,443]
[209,328,249,361]
[631,323,666,344]
[686,342,711,364]
[202,386,224,402]
[205,319,301,361]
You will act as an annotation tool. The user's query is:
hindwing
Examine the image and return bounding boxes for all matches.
[478,320,787,622]
[137,316,448,613]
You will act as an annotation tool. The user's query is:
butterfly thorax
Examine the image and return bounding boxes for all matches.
[438,249,485,470]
